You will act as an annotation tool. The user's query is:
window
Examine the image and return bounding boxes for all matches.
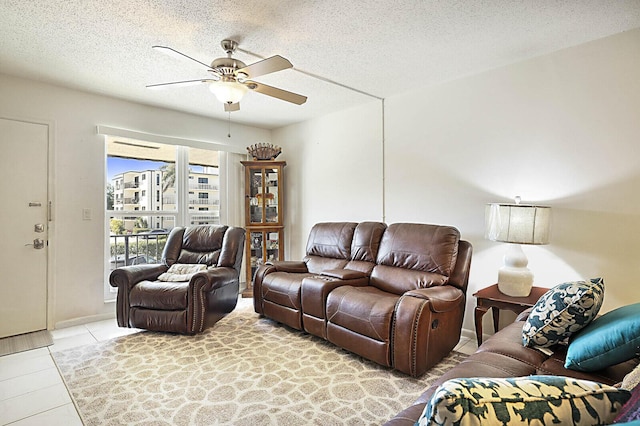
[103,129,243,301]
[106,138,223,290]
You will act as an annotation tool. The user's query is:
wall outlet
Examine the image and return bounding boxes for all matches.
[82,208,92,220]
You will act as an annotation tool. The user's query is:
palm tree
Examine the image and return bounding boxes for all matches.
[160,163,175,193]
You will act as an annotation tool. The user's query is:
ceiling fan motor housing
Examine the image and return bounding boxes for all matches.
[210,57,247,77]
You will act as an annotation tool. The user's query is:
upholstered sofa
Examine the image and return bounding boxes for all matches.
[386,307,640,425]
[110,225,245,334]
[253,221,473,377]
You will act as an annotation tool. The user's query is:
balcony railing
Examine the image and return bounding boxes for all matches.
[109,231,169,270]
[189,183,219,191]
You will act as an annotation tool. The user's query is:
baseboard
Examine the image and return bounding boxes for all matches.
[460,327,476,341]
[54,312,115,330]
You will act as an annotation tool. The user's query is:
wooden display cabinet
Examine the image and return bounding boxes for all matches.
[241,161,285,296]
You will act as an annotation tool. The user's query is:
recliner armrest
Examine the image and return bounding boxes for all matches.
[321,269,367,280]
[267,260,309,273]
[191,267,238,292]
[109,264,168,290]
[404,286,465,313]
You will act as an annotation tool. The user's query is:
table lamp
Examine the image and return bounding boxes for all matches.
[485,197,551,297]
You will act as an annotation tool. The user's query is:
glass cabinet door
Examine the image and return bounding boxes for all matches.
[246,164,282,226]
[248,168,264,224]
[264,168,280,224]
[248,229,282,283]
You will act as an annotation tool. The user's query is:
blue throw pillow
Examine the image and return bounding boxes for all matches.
[416,375,630,426]
[522,278,605,348]
[565,303,640,371]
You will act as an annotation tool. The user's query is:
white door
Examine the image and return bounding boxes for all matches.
[0,118,49,338]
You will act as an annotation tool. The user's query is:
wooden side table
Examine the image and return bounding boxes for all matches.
[473,284,548,346]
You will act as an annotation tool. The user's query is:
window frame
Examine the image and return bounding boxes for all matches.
[100,126,247,302]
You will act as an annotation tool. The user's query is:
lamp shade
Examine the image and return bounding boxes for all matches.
[208,81,248,104]
[485,203,551,245]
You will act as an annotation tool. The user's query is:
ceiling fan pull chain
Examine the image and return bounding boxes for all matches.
[227,111,231,138]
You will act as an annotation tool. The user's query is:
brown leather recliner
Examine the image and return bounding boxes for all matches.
[253,222,472,377]
[110,225,245,334]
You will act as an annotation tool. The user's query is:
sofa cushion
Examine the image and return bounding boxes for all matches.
[565,303,640,372]
[305,256,349,275]
[129,280,188,310]
[326,286,398,342]
[376,223,459,276]
[371,223,459,294]
[305,222,356,259]
[614,382,640,423]
[370,265,448,295]
[622,363,640,391]
[417,375,630,426]
[177,225,227,265]
[350,221,386,262]
[522,277,604,348]
[261,272,315,310]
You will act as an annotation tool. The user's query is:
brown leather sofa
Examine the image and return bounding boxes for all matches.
[110,225,245,334]
[385,309,640,425]
[253,222,473,377]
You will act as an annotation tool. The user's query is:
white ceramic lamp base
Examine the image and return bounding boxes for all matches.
[497,244,533,297]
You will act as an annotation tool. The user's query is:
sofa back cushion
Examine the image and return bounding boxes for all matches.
[177,225,228,266]
[371,223,460,294]
[305,222,357,259]
[351,222,387,262]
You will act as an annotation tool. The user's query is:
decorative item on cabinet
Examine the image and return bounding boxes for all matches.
[241,160,286,297]
[246,143,282,160]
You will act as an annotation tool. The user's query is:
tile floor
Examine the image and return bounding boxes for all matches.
[0,299,478,425]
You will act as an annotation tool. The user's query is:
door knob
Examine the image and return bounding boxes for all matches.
[25,238,45,249]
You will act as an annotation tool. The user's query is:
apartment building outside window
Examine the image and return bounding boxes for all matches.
[106,137,222,282]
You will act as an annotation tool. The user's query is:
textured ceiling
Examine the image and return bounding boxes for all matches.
[1,1,639,129]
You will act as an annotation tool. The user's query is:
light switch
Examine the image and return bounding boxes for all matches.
[82,208,92,220]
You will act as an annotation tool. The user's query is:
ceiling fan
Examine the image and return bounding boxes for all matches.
[147,39,307,112]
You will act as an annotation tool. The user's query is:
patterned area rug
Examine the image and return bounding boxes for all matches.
[53,301,467,425]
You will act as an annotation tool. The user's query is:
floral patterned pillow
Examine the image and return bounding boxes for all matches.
[522,278,604,348]
[417,375,630,426]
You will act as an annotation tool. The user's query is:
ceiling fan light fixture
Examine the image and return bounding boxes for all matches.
[208,80,248,105]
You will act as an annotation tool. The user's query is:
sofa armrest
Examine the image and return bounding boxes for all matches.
[109,263,168,291]
[516,307,533,322]
[404,286,465,313]
[267,260,309,273]
[321,269,367,280]
[301,274,369,319]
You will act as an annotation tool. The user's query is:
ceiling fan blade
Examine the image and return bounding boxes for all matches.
[224,102,240,112]
[245,81,307,105]
[146,79,216,90]
[236,55,292,79]
[152,45,215,72]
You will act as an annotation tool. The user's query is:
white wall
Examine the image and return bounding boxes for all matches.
[275,101,384,257]
[274,28,640,336]
[0,74,270,327]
